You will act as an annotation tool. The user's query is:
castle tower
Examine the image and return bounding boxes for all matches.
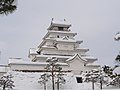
[28,19,100,73]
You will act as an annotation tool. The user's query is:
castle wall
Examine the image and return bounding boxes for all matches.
[57,43,74,50]
[9,64,45,71]
[49,33,74,39]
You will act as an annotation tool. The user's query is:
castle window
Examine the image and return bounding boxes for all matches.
[57,35,59,38]
[67,36,69,38]
[76,77,82,83]
[58,27,63,30]
[84,64,86,66]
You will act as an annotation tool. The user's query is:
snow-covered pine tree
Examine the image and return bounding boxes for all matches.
[0,0,17,15]
[114,32,120,62]
[55,67,66,90]
[83,69,108,89]
[0,74,15,90]
[43,57,66,90]
[103,65,113,75]
[38,73,51,90]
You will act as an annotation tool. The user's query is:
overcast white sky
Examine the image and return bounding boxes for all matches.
[0,0,120,66]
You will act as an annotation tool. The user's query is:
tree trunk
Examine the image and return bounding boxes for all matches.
[92,78,94,90]
[52,66,55,90]
[3,84,6,90]
[44,83,46,90]
[57,79,59,90]
[100,80,102,89]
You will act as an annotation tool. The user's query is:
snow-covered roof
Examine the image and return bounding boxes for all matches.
[41,46,56,49]
[66,54,87,62]
[113,66,120,74]
[75,48,89,52]
[52,20,71,25]
[42,30,77,41]
[56,37,76,42]
[85,63,100,67]
[28,48,38,57]
[9,59,68,66]
[35,54,71,59]
[29,48,38,54]
[38,38,82,50]
[38,40,46,48]
[83,56,97,61]
[48,30,77,35]
[44,37,82,44]
[47,19,71,30]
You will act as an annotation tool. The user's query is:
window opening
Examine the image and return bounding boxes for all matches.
[76,77,82,83]
[57,35,59,38]
[58,27,63,30]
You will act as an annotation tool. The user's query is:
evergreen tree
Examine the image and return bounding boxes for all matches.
[40,57,66,90]
[114,32,120,62]
[0,0,17,15]
[0,74,15,90]
[38,73,50,90]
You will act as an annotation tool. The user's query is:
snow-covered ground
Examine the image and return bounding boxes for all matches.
[1,71,118,90]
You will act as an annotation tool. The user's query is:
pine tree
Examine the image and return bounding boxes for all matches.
[114,32,120,62]
[39,57,66,90]
[0,74,15,90]
[0,0,17,15]
[38,73,50,90]
[55,72,66,90]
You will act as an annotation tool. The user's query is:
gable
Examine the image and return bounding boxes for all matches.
[67,56,86,72]
[66,54,87,63]
[62,36,69,40]
[66,54,87,69]
[68,56,86,66]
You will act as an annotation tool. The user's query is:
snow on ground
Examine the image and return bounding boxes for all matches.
[3,71,120,90]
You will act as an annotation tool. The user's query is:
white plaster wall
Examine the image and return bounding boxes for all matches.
[67,57,99,74]
[41,49,74,56]
[68,57,86,73]
[45,41,54,46]
[85,66,100,71]
[9,63,99,75]
[52,27,68,31]
[9,64,45,71]
[49,33,74,39]
[49,34,56,38]
[57,43,74,50]
[74,43,79,48]
[77,51,86,56]
[40,48,87,56]
[9,64,69,72]
[52,27,58,30]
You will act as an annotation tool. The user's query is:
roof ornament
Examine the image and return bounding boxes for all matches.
[51,18,54,25]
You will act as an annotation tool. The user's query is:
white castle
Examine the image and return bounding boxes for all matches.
[8,19,100,74]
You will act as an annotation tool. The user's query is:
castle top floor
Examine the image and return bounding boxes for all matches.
[47,19,71,31]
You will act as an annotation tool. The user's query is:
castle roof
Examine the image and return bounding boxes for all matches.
[47,20,71,30]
